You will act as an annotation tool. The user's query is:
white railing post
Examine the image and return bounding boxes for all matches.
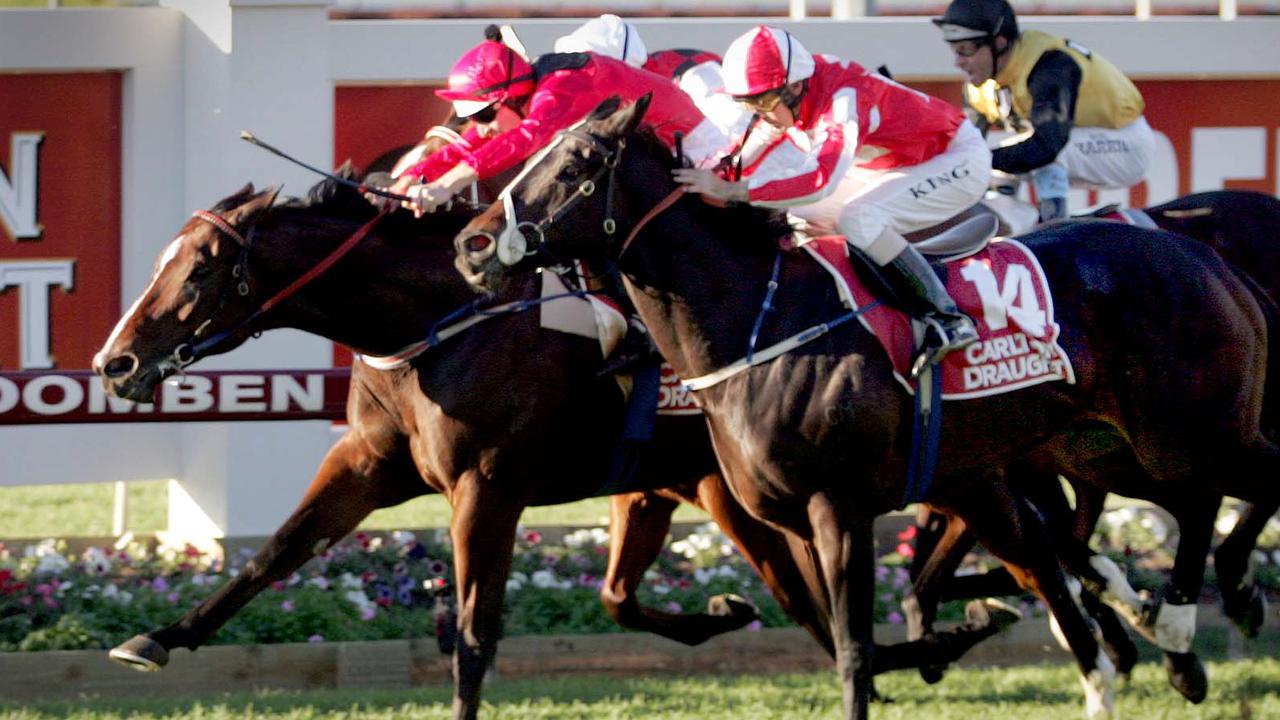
[1135,0,1152,20]
[790,0,807,20]
[832,0,869,19]
[1220,0,1238,20]
[112,481,129,537]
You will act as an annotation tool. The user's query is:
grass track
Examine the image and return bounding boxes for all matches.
[3,660,1278,719]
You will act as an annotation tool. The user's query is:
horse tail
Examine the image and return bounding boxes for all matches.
[1224,259,1280,434]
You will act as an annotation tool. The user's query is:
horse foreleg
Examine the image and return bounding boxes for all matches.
[900,508,974,684]
[448,474,525,720]
[1214,499,1275,638]
[808,493,873,720]
[955,485,1114,719]
[109,433,424,671]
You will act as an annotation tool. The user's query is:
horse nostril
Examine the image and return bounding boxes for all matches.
[465,233,493,254]
[102,354,139,380]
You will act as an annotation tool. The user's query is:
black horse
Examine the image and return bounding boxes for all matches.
[454,96,1280,719]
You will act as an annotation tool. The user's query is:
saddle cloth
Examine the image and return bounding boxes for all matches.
[539,270,701,415]
[801,235,1076,399]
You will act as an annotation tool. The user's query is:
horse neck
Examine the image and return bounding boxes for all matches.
[613,166,800,380]
[253,211,492,357]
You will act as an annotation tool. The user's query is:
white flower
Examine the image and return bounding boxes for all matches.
[338,572,364,589]
[390,530,416,548]
[717,565,738,578]
[81,547,113,576]
[344,589,376,613]
[307,576,332,590]
[694,568,715,586]
[531,569,571,589]
[652,583,671,596]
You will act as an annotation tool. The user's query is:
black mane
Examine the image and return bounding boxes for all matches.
[624,127,795,253]
[273,164,482,234]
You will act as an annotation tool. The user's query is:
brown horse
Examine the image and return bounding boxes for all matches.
[91,176,1005,719]
[454,96,1280,719]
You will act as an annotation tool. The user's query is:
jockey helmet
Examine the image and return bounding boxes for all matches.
[554,14,648,68]
[932,0,1019,44]
[436,40,536,118]
[643,48,723,81]
[721,26,815,98]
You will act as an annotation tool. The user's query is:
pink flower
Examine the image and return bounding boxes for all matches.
[281,599,295,612]
[895,542,914,558]
[360,606,377,621]
[524,530,542,544]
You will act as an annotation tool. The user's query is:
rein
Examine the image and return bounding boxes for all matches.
[180,208,388,365]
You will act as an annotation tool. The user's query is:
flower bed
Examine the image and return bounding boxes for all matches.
[1,504,1276,652]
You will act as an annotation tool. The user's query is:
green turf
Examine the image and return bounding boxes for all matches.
[0,482,708,539]
[2,660,1277,719]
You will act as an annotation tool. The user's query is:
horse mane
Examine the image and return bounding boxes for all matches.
[626,126,794,254]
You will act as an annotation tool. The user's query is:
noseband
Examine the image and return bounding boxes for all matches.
[491,128,625,266]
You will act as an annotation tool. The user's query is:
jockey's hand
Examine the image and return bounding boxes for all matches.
[404,183,454,218]
[365,175,416,211]
[672,167,747,203]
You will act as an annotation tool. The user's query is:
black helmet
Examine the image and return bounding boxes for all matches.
[932,0,1019,43]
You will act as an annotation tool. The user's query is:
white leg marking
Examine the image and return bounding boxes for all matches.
[1089,554,1146,627]
[1081,648,1116,719]
[1154,601,1197,653]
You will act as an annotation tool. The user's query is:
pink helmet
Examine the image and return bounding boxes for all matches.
[721,26,815,97]
[436,40,536,117]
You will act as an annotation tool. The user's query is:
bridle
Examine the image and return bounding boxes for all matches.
[171,207,385,368]
[485,127,627,267]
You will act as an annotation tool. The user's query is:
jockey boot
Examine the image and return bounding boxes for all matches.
[1038,196,1069,223]
[597,315,659,376]
[879,244,979,370]
[1032,163,1070,223]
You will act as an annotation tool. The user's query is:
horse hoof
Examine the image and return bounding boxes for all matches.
[918,664,947,685]
[707,593,758,622]
[109,635,169,672]
[1223,585,1266,639]
[1163,651,1208,704]
[967,598,1022,633]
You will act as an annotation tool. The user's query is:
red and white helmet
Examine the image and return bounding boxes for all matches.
[436,40,536,118]
[721,26,815,97]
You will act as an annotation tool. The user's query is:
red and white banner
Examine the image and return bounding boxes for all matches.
[0,370,350,425]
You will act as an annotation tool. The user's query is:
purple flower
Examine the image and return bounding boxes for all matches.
[308,634,325,643]
[281,599,295,612]
[151,576,170,593]
[166,592,180,604]
[747,620,763,631]
[360,606,377,621]
[427,560,448,577]
[887,611,905,625]
[665,601,683,614]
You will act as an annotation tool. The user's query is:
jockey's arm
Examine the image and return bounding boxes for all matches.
[991,51,1081,175]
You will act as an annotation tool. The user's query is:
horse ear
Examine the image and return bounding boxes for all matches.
[588,96,623,122]
[599,93,650,137]
[226,185,281,228]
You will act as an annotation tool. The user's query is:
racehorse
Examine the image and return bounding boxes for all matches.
[453,96,1280,719]
[91,174,1009,719]
[904,188,1280,693]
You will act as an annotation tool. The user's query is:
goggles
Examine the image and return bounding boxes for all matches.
[736,89,784,114]
[948,40,986,58]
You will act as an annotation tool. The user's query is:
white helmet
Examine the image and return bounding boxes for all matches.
[721,25,815,97]
[554,14,648,68]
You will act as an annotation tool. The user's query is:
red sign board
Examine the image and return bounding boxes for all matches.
[0,369,349,425]
[0,72,122,371]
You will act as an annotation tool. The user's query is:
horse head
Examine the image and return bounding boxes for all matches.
[93,184,279,402]
[454,95,655,294]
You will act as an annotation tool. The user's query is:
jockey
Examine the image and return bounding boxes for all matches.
[673,26,990,363]
[388,37,728,214]
[554,15,752,160]
[553,14,648,68]
[933,0,1154,221]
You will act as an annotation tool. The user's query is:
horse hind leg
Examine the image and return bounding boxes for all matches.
[601,487,762,647]
[1214,499,1275,638]
[109,432,424,671]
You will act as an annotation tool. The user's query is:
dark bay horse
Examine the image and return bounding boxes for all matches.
[905,188,1280,691]
[454,97,1280,719]
[91,177,1005,719]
